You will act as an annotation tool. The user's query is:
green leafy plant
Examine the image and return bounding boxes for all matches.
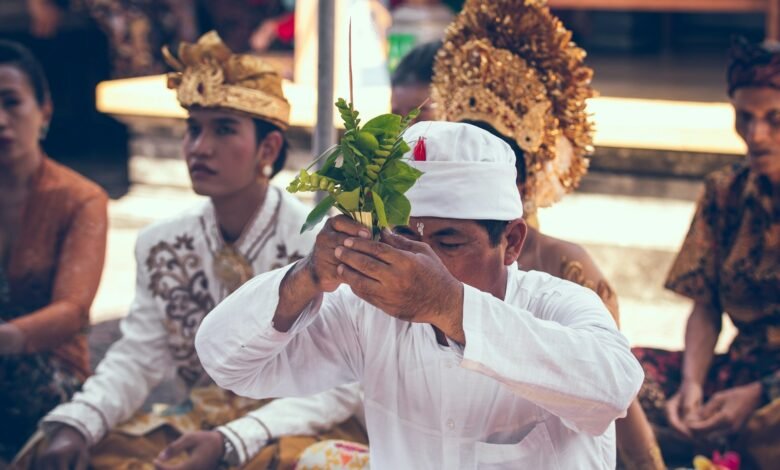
[287,99,422,235]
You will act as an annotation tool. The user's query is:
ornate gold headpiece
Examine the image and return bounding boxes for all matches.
[432,0,595,211]
[163,31,290,130]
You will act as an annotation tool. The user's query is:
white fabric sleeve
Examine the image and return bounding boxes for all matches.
[217,383,363,465]
[458,282,644,436]
[42,236,174,445]
[196,264,364,401]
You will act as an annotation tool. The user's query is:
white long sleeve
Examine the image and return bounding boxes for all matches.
[196,264,363,400]
[43,238,174,445]
[459,276,644,435]
[217,383,363,465]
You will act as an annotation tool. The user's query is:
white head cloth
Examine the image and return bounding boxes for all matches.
[403,121,524,221]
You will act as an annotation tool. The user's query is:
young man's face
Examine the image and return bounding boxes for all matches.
[183,108,262,198]
[394,217,525,298]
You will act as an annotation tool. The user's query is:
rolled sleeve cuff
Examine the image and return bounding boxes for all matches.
[42,401,110,446]
[217,416,270,466]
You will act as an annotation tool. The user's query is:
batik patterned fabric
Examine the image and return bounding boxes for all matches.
[634,162,780,468]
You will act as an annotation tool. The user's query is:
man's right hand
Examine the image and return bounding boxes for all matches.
[273,216,371,332]
[665,380,704,438]
[303,216,373,293]
[34,425,89,470]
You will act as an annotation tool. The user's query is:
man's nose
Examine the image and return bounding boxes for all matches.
[747,120,771,146]
[187,132,214,157]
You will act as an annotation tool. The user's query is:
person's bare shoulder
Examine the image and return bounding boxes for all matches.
[539,234,620,323]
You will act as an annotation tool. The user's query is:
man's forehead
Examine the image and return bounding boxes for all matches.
[405,216,480,234]
[188,107,247,123]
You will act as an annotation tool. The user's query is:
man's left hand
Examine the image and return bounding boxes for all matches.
[334,229,464,341]
[154,431,224,470]
[686,382,762,441]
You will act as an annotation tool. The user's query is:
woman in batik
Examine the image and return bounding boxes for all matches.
[632,38,780,470]
[0,39,109,463]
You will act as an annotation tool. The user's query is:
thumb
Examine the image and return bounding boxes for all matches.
[381,229,426,253]
[157,434,194,461]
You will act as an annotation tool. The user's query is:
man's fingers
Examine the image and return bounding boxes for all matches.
[665,397,691,437]
[328,215,372,239]
[381,229,428,254]
[342,236,401,264]
[688,410,729,434]
[337,262,382,295]
[158,434,194,461]
[696,394,724,421]
[74,448,89,470]
[335,246,390,281]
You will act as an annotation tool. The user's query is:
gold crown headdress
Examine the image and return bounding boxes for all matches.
[432,0,595,212]
[163,31,290,130]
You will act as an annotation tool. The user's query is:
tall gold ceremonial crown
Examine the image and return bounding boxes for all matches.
[163,31,290,129]
[432,0,595,212]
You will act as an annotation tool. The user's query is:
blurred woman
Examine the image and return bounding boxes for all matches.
[632,38,780,469]
[0,39,109,463]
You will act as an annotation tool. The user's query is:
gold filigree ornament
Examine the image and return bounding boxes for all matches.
[432,0,595,213]
[212,245,254,294]
[163,31,290,129]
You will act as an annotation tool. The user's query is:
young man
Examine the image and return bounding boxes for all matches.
[195,121,645,468]
[22,32,364,470]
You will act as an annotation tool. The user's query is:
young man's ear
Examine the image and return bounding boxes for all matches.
[502,218,527,266]
[256,130,283,168]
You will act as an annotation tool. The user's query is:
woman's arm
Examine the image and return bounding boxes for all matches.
[10,193,108,353]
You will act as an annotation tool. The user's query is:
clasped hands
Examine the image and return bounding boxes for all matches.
[665,380,762,443]
[303,216,464,338]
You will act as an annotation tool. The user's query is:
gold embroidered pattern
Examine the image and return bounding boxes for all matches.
[146,235,215,386]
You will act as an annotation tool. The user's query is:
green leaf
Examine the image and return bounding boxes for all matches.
[371,190,388,228]
[362,114,402,135]
[315,145,342,173]
[340,143,359,180]
[380,159,423,194]
[335,187,361,212]
[381,189,412,226]
[300,195,335,233]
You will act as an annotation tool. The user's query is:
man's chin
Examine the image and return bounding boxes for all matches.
[191,183,219,197]
[749,156,780,178]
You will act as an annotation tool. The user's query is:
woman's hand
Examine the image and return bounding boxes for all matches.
[665,380,704,437]
[0,322,25,355]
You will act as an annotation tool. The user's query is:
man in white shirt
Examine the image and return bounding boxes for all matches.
[196,121,645,469]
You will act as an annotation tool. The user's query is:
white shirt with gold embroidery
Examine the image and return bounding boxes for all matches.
[43,188,362,464]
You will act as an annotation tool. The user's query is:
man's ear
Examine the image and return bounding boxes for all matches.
[502,218,527,266]
[256,130,283,169]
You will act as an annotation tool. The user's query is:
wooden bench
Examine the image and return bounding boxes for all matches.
[548,0,780,40]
